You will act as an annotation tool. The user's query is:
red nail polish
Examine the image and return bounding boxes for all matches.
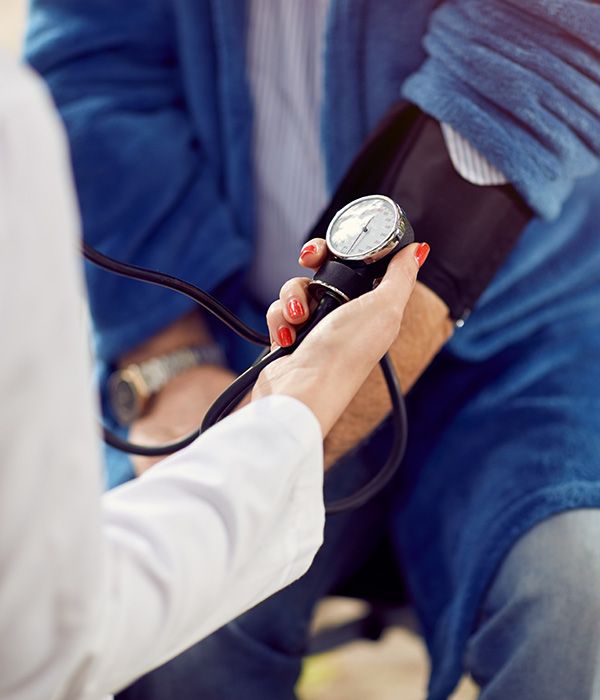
[299,244,318,261]
[415,242,430,268]
[287,298,305,320]
[277,326,293,347]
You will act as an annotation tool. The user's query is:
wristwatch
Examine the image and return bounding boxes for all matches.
[108,345,225,426]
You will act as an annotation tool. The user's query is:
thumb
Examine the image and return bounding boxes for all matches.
[366,242,427,320]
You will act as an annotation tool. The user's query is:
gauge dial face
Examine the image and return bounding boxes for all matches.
[326,195,400,262]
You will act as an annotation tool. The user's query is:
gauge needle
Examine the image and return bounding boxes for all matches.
[347,216,374,255]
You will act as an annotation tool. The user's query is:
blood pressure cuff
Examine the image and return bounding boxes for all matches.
[309,103,532,321]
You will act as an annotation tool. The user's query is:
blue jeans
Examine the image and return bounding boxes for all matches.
[116,437,600,700]
[466,509,600,699]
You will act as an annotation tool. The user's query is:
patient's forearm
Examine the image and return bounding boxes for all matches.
[323,282,453,467]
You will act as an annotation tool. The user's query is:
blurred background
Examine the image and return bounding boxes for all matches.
[0,0,25,55]
[0,2,475,698]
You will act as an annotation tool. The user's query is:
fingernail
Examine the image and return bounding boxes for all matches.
[287,298,305,320]
[277,326,293,347]
[415,242,430,268]
[299,244,318,261]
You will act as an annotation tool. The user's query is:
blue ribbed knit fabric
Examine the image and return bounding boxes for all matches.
[323,0,600,220]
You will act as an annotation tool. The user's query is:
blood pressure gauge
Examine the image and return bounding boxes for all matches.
[309,194,414,303]
[326,194,413,264]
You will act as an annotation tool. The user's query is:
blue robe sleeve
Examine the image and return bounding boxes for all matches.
[403,0,600,219]
[25,0,252,363]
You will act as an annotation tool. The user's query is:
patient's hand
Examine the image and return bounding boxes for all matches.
[121,311,236,475]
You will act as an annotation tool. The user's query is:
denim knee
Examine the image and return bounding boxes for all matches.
[489,508,600,620]
[466,509,600,700]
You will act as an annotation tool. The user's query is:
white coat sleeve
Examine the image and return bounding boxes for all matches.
[0,57,324,700]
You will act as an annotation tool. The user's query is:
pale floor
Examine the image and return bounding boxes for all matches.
[0,2,477,698]
[300,598,477,700]
[0,0,25,56]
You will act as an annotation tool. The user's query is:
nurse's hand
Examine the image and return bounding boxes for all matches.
[253,240,429,438]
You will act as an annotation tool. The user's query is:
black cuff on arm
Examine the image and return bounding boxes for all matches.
[309,103,532,321]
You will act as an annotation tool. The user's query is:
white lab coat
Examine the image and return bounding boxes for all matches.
[0,57,325,700]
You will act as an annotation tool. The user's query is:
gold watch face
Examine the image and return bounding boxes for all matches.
[326,195,403,262]
[108,369,146,426]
